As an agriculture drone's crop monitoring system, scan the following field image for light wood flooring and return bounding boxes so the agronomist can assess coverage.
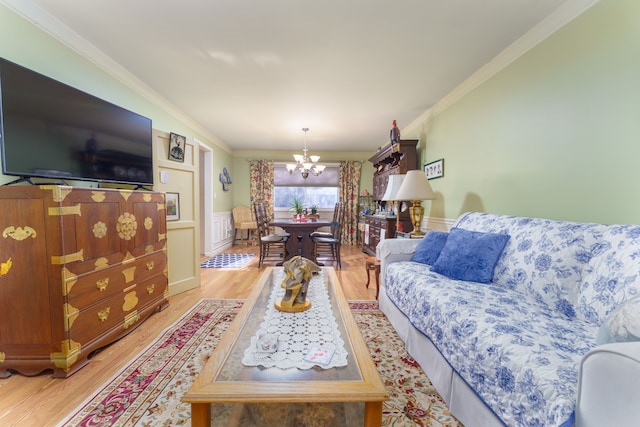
[0,244,377,426]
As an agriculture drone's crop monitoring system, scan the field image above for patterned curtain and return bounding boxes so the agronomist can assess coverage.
[249,160,275,234]
[338,161,361,245]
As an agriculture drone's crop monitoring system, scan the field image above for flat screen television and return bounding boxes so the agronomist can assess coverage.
[0,57,153,186]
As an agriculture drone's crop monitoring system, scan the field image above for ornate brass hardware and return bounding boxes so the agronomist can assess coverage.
[2,226,37,241]
[52,249,84,265]
[122,266,136,283]
[122,291,138,312]
[143,193,152,202]
[50,339,81,371]
[92,221,107,239]
[97,307,111,322]
[96,278,109,292]
[146,261,154,271]
[123,284,136,293]
[119,190,133,201]
[116,212,137,240]
[0,258,12,277]
[146,284,155,295]
[64,303,79,331]
[91,191,106,202]
[61,268,78,295]
[123,311,139,329]
[122,252,136,264]
[48,205,81,217]
[43,185,72,202]
[95,257,109,269]
[144,217,153,230]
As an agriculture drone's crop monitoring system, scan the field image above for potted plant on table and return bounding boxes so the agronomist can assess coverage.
[310,204,318,215]
[290,196,305,219]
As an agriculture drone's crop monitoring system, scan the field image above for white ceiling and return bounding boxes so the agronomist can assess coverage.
[8,0,583,153]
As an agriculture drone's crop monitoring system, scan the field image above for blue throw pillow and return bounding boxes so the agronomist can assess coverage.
[411,230,449,265]
[596,296,640,345]
[431,228,510,284]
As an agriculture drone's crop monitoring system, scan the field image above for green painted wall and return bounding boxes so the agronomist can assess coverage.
[211,146,234,211]
[404,0,640,225]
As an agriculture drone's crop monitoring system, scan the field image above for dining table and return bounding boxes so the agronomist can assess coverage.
[269,218,331,263]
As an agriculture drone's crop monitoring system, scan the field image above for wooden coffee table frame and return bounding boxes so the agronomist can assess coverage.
[182,267,388,426]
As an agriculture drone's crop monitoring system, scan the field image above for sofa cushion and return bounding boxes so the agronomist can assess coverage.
[411,230,448,265]
[596,295,640,345]
[385,260,597,426]
[578,225,640,324]
[455,212,608,319]
[430,227,509,284]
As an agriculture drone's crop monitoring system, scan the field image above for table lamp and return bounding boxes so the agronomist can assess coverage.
[394,170,436,236]
[381,174,405,214]
[381,174,405,231]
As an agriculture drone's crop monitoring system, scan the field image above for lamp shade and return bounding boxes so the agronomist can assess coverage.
[395,170,436,201]
[381,174,405,201]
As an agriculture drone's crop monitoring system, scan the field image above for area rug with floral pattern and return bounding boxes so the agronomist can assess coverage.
[57,299,461,427]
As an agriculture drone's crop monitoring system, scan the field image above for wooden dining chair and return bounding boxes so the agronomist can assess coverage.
[310,202,341,239]
[257,201,290,241]
[313,203,345,268]
[253,202,287,267]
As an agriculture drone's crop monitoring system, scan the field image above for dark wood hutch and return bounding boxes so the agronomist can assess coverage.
[362,140,418,256]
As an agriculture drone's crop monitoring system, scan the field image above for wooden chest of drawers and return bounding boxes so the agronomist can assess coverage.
[0,186,169,377]
[362,215,412,256]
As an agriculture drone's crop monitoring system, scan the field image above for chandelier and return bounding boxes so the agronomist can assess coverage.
[286,127,326,179]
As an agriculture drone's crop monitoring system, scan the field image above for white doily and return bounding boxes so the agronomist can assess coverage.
[242,270,348,370]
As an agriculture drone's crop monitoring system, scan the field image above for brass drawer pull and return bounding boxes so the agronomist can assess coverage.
[146,284,155,295]
[146,261,154,271]
[96,278,109,292]
[97,307,110,322]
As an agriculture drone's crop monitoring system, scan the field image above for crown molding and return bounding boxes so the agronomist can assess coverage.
[0,0,232,154]
[404,0,600,137]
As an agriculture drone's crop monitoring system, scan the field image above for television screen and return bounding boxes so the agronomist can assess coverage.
[0,57,153,186]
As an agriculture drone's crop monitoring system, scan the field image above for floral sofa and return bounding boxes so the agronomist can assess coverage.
[377,212,640,427]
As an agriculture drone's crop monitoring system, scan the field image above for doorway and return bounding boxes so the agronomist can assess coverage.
[198,140,214,256]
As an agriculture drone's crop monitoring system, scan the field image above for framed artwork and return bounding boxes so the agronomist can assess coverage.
[168,132,186,162]
[424,158,444,180]
[166,192,180,221]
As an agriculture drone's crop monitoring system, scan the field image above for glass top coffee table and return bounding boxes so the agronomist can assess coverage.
[182,267,388,426]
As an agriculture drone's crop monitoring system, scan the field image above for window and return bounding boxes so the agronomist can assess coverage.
[274,164,338,210]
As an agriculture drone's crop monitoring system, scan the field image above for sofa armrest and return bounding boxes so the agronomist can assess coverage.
[576,342,640,427]
[376,238,422,289]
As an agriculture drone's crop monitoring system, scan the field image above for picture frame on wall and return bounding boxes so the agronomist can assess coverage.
[168,132,186,162]
[424,158,444,180]
[166,192,180,221]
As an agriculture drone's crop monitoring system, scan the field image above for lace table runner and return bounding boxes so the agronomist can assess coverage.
[242,270,348,370]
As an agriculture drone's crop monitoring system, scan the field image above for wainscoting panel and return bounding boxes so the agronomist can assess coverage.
[207,211,234,255]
